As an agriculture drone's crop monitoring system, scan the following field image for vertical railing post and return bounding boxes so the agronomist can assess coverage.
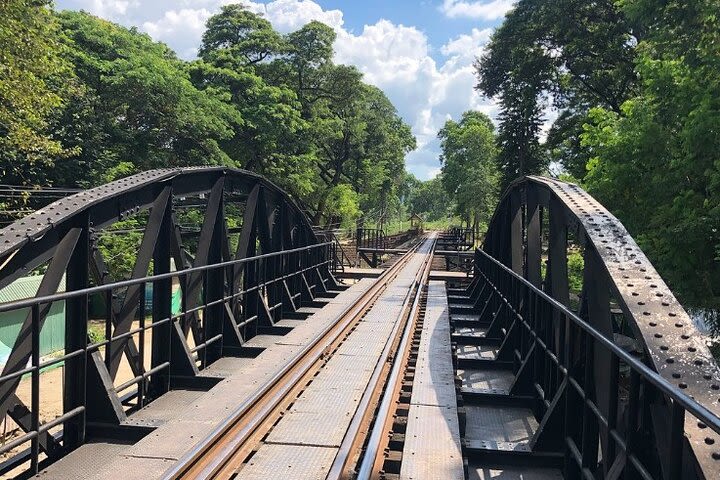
[623,370,641,479]
[150,191,172,396]
[137,282,146,407]
[64,221,89,451]
[668,400,686,479]
[526,185,542,287]
[30,304,40,474]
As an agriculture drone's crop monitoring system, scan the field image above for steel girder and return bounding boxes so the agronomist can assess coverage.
[483,176,720,478]
[0,167,333,473]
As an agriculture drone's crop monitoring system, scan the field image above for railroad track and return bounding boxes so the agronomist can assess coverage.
[163,235,437,480]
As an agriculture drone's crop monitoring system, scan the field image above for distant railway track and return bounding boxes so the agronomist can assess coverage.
[164,236,436,479]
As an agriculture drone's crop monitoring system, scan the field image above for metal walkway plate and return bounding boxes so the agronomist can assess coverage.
[469,464,563,479]
[400,404,464,480]
[452,313,482,322]
[198,356,256,378]
[458,369,515,394]
[457,344,498,360]
[453,325,487,337]
[124,389,206,425]
[37,278,377,480]
[401,281,464,479]
[464,405,538,451]
[31,441,133,480]
[235,444,337,480]
[242,243,434,476]
[411,281,456,408]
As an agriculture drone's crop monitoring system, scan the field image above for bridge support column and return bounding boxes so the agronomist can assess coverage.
[150,192,173,397]
[525,185,542,288]
[64,219,89,451]
[583,246,614,474]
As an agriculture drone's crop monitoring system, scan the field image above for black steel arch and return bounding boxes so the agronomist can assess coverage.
[483,176,720,477]
[0,167,318,287]
[0,167,337,474]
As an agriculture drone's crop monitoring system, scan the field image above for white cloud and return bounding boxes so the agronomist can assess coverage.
[69,0,139,19]
[240,0,344,32]
[142,8,212,58]
[440,27,492,63]
[440,0,514,20]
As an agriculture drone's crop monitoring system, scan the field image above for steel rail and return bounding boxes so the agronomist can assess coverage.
[340,235,436,480]
[162,239,427,480]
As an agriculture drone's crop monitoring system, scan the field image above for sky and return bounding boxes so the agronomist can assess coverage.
[54,0,515,180]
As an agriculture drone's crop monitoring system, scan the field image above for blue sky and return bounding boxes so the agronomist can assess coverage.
[54,0,514,179]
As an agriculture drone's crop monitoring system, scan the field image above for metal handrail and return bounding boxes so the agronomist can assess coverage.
[475,247,720,436]
[0,242,331,314]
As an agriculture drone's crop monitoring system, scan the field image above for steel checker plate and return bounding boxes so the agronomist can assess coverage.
[464,405,537,447]
[456,344,498,360]
[400,404,464,480]
[458,369,515,394]
[412,282,456,407]
[234,444,337,480]
[125,420,217,459]
[36,441,132,480]
[127,389,205,423]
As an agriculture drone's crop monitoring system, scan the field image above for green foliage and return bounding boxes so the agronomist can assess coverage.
[481,0,720,311]
[0,0,73,194]
[438,111,501,234]
[324,184,361,229]
[0,3,416,255]
[567,250,584,294]
[580,0,720,307]
[194,8,414,224]
[87,322,106,343]
[54,11,241,185]
[199,4,286,65]
[96,222,144,280]
[407,175,454,222]
[476,0,635,186]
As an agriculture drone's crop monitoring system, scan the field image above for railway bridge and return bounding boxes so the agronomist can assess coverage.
[0,168,718,479]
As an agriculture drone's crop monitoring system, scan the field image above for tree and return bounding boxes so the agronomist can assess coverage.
[194,7,415,225]
[438,111,501,234]
[581,0,720,308]
[407,175,453,222]
[54,11,241,185]
[476,0,636,185]
[0,0,72,190]
[199,4,286,66]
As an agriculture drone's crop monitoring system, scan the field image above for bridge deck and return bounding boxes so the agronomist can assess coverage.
[400,281,463,480]
[235,240,434,479]
[37,279,377,480]
[450,281,564,479]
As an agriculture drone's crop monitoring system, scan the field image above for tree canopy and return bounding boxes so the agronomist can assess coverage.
[438,111,501,233]
[477,0,720,308]
[0,3,416,231]
[0,0,72,189]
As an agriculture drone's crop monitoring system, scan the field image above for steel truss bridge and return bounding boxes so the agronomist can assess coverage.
[0,168,717,479]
